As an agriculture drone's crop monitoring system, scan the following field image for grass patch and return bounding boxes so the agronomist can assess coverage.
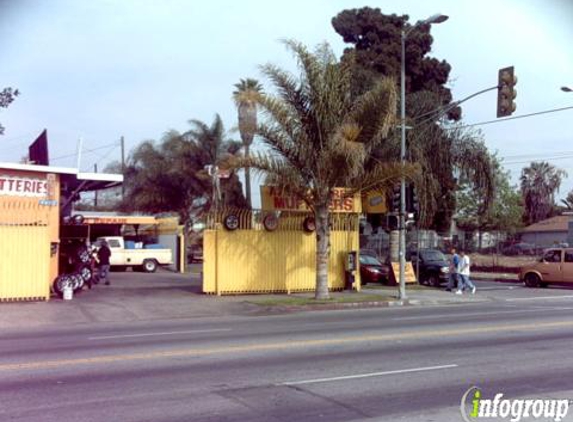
[249,294,395,307]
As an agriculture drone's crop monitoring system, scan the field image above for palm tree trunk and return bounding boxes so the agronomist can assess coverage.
[315,203,330,300]
[245,145,252,208]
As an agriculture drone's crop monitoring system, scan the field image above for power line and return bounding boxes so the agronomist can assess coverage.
[50,142,119,162]
[453,105,573,130]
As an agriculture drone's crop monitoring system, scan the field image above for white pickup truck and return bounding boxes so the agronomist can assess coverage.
[96,236,173,273]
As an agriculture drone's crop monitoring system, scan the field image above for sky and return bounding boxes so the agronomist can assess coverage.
[0,0,572,206]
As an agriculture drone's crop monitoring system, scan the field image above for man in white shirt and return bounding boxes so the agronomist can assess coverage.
[456,250,476,294]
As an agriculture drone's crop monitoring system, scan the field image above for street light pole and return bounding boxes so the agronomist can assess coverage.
[398,14,448,300]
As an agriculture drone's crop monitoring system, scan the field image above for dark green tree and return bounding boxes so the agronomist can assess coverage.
[121,115,248,226]
[456,153,524,240]
[0,87,19,135]
[520,161,567,224]
[332,8,495,231]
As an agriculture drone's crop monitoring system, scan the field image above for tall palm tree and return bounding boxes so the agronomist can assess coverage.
[236,40,417,299]
[561,190,573,210]
[233,78,263,208]
[520,161,567,224]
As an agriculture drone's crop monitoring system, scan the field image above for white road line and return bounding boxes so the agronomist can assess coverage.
[281,364,458,386]
[506,295,573,302]
[88,328,231,341]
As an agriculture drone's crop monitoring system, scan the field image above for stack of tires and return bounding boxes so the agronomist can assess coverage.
[53,244,99,298]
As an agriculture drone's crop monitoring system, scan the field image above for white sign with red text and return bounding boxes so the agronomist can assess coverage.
[0,175,49,197]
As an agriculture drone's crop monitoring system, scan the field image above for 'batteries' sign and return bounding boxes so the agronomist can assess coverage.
[0,175,48,197]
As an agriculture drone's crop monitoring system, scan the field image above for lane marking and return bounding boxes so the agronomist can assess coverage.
[3,320,573,372]
[506,295,573,302]
[391,308,573,321]
[281,364,458,386]
[88,329,231,341]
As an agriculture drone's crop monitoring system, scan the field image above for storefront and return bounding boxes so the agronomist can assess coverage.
[0,162,122,301]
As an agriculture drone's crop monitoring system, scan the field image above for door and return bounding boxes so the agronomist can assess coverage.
[539,249,563,282]
[562,249,573,283]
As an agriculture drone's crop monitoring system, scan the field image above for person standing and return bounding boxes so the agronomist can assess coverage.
[97,240,112,286]
[457,250,476,294]
[446,248,460,291]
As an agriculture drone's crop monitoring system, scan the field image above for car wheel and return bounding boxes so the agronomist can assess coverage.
[524,273,541,288]
[142,259,158,273]
[428,274,440,287]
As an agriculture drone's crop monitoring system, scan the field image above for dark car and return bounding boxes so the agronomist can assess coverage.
[502,242,536,256]
[359,254,390,285]
[408,248,450,287]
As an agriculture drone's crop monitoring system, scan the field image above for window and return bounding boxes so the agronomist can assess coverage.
[565,251,573,263]
[108,239,121,248]
[544,250,562,263]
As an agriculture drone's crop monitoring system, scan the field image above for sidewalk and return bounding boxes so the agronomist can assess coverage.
[0,271,503,331]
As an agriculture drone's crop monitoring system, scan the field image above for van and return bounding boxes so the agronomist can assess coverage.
[519,248,573,287]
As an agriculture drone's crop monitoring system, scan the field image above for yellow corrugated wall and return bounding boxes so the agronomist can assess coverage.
[0,225,50,301]
[203,213,360,295]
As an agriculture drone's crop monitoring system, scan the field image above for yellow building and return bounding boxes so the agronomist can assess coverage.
[0,162,122,302]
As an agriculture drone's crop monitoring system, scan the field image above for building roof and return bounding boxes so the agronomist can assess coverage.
[0,162,123,192]
[521,215,572,233]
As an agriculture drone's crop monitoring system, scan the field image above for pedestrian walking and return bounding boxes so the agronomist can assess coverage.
[446,248,460,292]
[97,240,112,286]
[457,250,476,294]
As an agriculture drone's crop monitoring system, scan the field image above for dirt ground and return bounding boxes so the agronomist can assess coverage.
[470,253,537,272]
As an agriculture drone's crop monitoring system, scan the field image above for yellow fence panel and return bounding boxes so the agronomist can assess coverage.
[0,225,50,301]
[203,209,360,295]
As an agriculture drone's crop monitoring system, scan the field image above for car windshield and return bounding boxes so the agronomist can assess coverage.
[420,250,446,261]
[359,255,382,266]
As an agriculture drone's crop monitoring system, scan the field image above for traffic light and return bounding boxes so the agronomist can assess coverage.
[406,184,419,214]
[391,185,401,212]
[497,66,517,118]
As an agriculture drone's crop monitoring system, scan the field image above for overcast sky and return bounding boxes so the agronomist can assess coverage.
[1,0,572,205]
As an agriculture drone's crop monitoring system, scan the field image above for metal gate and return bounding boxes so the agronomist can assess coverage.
[0,200,51,301]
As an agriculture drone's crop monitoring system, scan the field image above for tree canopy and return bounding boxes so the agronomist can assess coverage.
[332,7,495,231]
[0,87,19,135]
[121,115,248,227]
[520,161,567,225]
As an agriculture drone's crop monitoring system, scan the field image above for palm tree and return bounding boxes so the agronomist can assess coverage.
[520,161,567,224]
[235,40,417,300]
[233,78,263,208]
[121,115,247,226]
[561,191,573,210]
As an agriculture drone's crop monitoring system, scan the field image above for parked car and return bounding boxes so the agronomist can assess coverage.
[502,242,536,256]
[187,245,203,263]
[407,248,450,287]
[359,254,390,285]
[519,248,573,287]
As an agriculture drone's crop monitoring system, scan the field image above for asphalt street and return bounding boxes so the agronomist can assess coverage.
[2,278,573,421]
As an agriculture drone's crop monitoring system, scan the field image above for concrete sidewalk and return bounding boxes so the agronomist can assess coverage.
[0,271,503,331]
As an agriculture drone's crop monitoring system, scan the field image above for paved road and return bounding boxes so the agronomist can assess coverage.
[2,280,573,421]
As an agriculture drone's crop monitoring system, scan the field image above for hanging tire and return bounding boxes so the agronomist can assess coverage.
[142,259,158,273]
[524,273,541,288]
[75,246,91,265]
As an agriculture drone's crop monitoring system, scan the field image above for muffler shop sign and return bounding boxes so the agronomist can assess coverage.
[0,175,48,197]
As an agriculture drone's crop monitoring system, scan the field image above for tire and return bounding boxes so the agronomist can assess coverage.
[53,274,71,297]
[524,273,541,288]
[428,274,441,287]
[142,259,158,273]
[75,246,91,265]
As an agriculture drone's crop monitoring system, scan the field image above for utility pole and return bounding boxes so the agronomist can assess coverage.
[94,163,98,207]
[120,136,125,200]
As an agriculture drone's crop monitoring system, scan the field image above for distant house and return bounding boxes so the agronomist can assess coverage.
[520,215,573,247]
